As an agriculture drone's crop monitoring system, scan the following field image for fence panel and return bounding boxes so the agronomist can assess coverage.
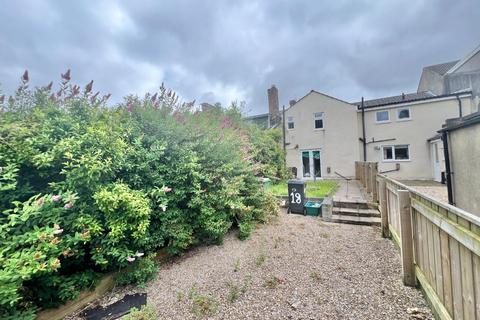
[377,173,480,320]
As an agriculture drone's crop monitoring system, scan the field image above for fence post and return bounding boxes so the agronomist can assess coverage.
[398,190,416,286]
[372,163,378,202]
[378,177,389,238]
[363,164,366,188]
[366,162,372,194]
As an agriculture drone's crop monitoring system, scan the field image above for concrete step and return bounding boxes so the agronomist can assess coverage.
[332,207,380,218]
[331,214,381,226]
[333,198,378,210]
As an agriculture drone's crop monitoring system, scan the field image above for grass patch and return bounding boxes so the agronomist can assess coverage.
[191,295,219,317]
[233,258,241,272]
[263,276,284,289]
[267,180,337,198]
[125,304,159,320]
[255,252,267,266]
[309,270,322,281]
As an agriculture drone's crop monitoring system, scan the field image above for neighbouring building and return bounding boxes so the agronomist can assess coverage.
[283,44,479,180]
[439,112,480,216]
[245,44,480,181]
[285,90,474,180]
[418,44,480,109]
[353,91,474,180]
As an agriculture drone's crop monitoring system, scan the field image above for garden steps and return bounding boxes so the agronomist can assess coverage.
[332,207,380,217]
[331,197,380,226]
[332,198,378,210]
[330,214,381,226]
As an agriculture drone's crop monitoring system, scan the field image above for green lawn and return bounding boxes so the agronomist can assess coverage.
[267,180,338,198]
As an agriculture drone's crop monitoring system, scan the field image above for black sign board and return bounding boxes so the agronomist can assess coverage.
[287,179,305,214]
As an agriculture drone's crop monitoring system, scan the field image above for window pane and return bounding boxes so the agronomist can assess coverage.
[302,151,310,177]
[314,112,323,118]
[315,119,323,129]
[376,111,389,122]
[288,122,294,129]
[383,147,393,160]
[312,151,321,177]
[398,108,410,119]
[395,145,409,160]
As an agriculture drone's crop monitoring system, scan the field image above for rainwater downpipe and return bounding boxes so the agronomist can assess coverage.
[361,97,366,161]
[456,94,463,118]
[442,131,454,205]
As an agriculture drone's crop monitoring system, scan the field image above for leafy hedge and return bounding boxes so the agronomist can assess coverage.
[0,72,282,318]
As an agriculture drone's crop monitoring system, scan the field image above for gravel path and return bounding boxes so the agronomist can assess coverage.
[71,210,433,319]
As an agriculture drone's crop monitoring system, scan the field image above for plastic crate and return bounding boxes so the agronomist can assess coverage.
[304,200,322,216]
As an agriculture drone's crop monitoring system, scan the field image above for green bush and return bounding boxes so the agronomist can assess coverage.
[0,72,282,316]
[124,304,159,320]
[116,254,158,287]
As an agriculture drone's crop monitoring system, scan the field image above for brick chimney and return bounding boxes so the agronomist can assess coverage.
[267,85,280,118]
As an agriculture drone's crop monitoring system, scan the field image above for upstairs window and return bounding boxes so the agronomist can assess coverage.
[314,112,324,129]
[397,107,411,121]
[287,116,294,129]
[382,145,410,161]
[375,110,390,123]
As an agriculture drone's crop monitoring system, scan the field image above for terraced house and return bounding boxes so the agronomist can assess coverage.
[281,44,480,181]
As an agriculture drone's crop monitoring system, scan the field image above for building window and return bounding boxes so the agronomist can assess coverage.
[397,107,411,121]
[382,145,410,161]
[375,110,390,123]
[287,116,294,129]
[314,112,324,129]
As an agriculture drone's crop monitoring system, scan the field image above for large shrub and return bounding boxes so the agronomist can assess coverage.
[0,72,281,317]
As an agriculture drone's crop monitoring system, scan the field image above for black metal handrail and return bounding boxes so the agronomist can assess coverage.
[334,171,351,197]
[334,171,351,181]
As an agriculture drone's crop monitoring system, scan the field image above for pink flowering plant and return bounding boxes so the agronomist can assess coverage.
[0,71,281,317]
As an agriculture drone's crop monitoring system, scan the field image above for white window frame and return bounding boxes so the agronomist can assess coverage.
[381,145,411,162]
[375,110,390,124]
[287,116,295,130]
[396,107,411,121]
[313,112,324,130]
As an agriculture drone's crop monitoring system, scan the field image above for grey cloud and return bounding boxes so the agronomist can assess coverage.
[0,0,478,115]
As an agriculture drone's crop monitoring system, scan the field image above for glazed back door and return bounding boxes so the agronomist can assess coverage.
[302,150,322,179]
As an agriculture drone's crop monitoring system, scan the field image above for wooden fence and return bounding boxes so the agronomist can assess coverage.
[377,174,480,320]
[355,161,378,202]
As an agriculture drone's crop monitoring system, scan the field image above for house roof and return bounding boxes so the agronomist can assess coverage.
[353,91,435,108]
[424,60,460,76]
[446,44,480,74]
[285,90,352,113]
[352,90,472,109]
[439,111,480,132]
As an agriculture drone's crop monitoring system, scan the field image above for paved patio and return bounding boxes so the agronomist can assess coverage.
[400,180,448,204]
[333,179,368,203]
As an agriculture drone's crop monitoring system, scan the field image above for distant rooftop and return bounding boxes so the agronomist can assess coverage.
[424,60,460,76]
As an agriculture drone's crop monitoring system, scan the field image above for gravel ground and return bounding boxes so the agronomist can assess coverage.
[69,210,433,319]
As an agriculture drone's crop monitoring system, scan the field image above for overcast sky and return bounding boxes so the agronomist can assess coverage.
[0,0,478,115]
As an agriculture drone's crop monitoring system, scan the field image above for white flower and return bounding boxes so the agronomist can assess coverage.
[161,205,167,212]
[53,229,64,235]
[135,252,144,257]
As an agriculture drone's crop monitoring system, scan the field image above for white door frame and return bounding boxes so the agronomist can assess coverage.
[299,149,322,180]
[430,141,441,182]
